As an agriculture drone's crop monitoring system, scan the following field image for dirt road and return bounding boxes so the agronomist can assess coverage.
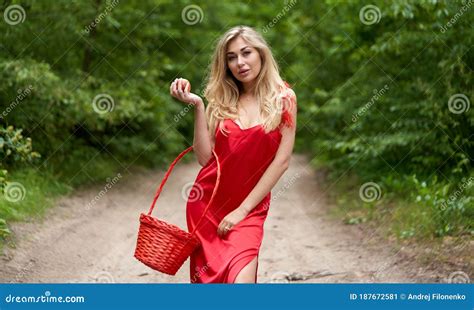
[0,154,438,283]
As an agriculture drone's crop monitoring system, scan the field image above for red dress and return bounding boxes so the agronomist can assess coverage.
[186,82,296,283]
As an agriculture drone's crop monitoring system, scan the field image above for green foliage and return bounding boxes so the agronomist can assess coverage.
[382,173,472,238]
[0,125,40,189]
[295,0,473,238]
[0,168,70,223]
[301,0,472,178]
[0,126,40,166]
[0,0,472,242]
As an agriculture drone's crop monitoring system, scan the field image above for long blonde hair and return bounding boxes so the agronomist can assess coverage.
[204,25,287,135]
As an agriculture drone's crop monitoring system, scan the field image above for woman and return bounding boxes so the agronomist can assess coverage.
[169,25,297,283]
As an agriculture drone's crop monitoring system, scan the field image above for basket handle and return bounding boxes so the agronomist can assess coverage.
[147,146,221,234]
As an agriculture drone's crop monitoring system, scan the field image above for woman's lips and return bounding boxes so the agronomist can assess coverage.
[239,69,250,75]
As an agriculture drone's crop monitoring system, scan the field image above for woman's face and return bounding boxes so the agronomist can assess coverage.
[226,36,262,84]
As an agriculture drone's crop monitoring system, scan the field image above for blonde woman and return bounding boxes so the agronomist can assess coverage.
[170,25,297,283]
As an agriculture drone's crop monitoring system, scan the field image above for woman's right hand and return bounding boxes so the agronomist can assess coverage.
[170,78,203,106]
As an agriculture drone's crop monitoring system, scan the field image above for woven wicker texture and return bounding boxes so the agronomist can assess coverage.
[134,146,221,275]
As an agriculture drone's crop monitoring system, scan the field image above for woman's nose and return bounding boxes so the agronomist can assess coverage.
[237,56,245,66]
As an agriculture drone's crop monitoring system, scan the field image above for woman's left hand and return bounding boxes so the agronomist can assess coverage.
[217,207,249,237]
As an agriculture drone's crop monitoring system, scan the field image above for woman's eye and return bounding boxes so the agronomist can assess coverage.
[243,51,250,56]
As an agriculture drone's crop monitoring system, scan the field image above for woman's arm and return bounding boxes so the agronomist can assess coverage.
[239,119,296,213]
[217,89,297,237]
[170,78,214,166]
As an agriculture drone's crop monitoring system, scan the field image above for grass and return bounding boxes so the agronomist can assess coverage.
[317,163,473,277]
[0,168,70,238]
[0,148,126,249]
[318,164,474,241]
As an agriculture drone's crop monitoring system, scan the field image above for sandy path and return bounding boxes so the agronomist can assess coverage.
[0,154,436,283]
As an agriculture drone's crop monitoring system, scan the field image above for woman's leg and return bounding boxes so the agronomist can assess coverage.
[233,256,258,283]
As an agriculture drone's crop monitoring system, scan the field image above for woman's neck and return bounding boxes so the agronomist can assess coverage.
[241,80,256,95]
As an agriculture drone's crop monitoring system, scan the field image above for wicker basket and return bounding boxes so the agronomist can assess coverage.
[134,146,221,275]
